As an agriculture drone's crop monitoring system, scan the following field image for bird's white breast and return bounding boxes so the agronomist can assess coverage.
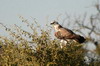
[53,25,60,32]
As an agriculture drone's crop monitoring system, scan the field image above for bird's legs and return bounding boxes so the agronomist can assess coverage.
[60,40,67,48]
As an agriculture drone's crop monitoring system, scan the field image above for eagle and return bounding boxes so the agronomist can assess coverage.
[50,21,86,47]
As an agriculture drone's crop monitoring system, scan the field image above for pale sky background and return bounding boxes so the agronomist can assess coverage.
[0,0,98,24]
[0,0,99,36]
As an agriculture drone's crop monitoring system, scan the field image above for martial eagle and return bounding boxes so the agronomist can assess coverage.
[50,21,86,48]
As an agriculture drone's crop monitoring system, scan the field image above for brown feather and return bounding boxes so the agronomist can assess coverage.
[55,31,63,39]
[55,27,86,43]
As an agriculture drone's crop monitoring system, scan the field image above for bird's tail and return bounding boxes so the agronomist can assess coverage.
[74,35,86,43]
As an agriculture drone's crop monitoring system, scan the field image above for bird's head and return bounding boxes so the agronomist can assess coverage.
[50,20,59,25]
[50,21,62,31]
[50,21,60,26]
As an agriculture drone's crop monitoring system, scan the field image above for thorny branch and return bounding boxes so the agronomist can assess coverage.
[62,3,100,43]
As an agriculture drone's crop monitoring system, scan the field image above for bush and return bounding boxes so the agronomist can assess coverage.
[0,16,100,66]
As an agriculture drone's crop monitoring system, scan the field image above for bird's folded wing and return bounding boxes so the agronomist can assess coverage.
[59,28,75,39]
[55,31,63,39]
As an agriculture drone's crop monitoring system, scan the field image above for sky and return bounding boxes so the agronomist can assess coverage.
[0,0,98,25]
[0,0,99,36]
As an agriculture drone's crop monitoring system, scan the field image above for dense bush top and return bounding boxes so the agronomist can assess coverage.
[0,19,85,66]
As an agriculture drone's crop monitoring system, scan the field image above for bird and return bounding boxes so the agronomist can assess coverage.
[50,21,86,45]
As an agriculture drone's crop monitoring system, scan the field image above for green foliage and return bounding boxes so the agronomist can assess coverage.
[0,16,98,66]
[34,41,84,66]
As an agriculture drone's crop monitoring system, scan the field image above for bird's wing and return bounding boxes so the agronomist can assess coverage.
[55,31,63,39]
[55,28,86,43]
[59,28,76,39]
